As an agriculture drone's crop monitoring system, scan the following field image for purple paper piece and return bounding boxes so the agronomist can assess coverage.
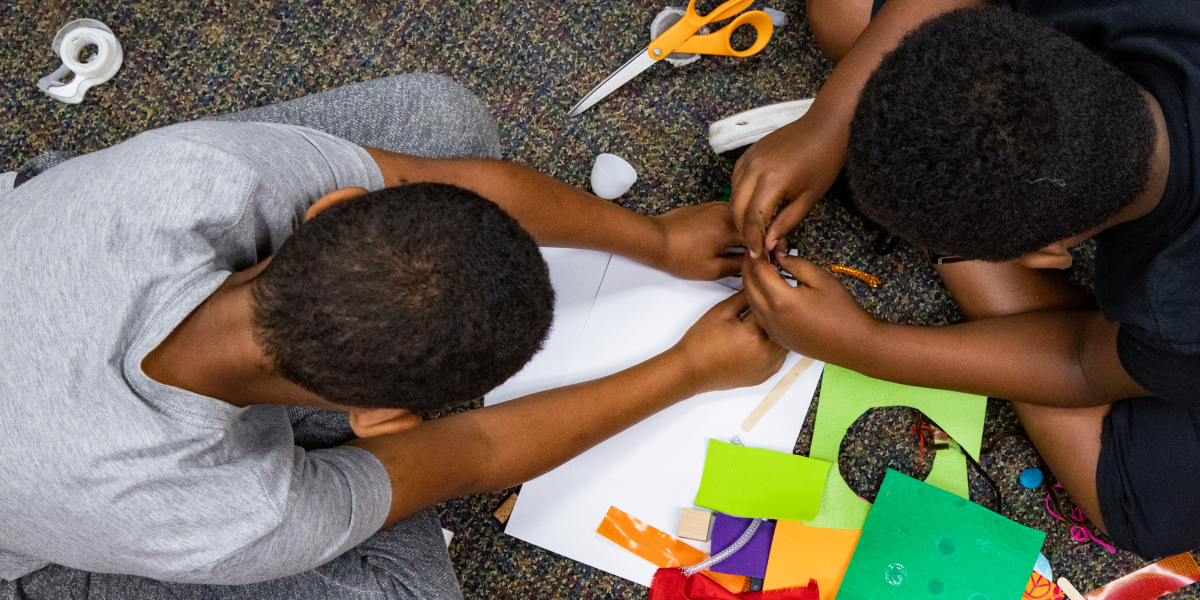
[708,513,776,578]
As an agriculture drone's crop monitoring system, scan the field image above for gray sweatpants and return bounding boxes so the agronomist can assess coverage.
[2,73,501,600]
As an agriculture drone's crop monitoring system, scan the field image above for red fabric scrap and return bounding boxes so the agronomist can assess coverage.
[649,568,820,600]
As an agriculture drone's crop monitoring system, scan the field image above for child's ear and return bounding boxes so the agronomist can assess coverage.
[1017,241,1074,270]
[306,187,369,221]
[347,407,423,438]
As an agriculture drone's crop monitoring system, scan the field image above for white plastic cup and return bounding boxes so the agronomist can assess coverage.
[590,153,638,200]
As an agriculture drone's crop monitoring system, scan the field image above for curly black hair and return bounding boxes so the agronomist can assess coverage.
[846,6,1155,262]
[251,183,554,411]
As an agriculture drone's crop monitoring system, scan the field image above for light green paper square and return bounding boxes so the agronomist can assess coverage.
[693,439,831,521]
[838,469,1045,600]
[806,366,987,529]
[924,443,969,500]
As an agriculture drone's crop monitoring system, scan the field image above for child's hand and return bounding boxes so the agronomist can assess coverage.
[729,116,844,258]
[742,252,878,363]
[671,292,787,394]
[651,202,745,281]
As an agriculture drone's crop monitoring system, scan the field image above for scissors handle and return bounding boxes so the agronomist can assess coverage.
[674,10,773,57]
[647,0,757,59]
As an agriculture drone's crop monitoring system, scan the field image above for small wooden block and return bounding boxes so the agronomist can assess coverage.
[678,508,713,542]
[493,493,518,524]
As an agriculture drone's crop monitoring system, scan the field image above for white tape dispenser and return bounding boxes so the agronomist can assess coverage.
[37,19,123,104]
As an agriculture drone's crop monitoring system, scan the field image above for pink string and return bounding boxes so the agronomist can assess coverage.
[1045,484,1117,554]
[1045,494,1065,521]
[1070,526,1117,553]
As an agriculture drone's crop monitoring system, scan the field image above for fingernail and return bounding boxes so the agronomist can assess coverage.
[749,250,758,258]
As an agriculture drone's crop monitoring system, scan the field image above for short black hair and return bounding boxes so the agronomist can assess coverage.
[251,183,554,411]
[846,6,1155,262]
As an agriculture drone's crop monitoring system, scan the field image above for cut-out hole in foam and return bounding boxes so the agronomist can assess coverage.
[838,406,935,503]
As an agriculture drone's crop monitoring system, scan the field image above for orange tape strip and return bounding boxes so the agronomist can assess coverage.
[597,506,750,594]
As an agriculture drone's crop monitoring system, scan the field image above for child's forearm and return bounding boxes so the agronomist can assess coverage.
[842,310,1145,408]
[348,346,699,528]
[364,148,668,266]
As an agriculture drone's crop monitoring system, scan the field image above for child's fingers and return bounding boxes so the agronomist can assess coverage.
[728,177,775,258]
[712,290,751,319]
[742,254,796,315]
[712,255,744,279]
[743,254,797,294]
[764,193,814,252]
[774,254,835,287]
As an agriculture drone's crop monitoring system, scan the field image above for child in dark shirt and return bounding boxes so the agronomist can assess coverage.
[731,0,1200,559]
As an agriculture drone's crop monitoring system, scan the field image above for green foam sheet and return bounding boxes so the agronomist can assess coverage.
[694,439,831,521]
[806,366,987,530]
[838,469,1045,600]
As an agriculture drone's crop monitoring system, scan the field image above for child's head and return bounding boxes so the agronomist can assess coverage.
[251,182,554,412]
[846,6,1156,262]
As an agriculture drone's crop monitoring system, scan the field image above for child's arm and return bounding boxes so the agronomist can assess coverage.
[347,293,786,528]
[362,147,744,281]
[742,254,1148,407]
[728,0,989,257]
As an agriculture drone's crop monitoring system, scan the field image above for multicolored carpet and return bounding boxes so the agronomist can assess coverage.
[3,0,1195,597]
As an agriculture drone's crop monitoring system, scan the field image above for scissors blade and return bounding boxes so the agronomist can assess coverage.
[568,52,658,117]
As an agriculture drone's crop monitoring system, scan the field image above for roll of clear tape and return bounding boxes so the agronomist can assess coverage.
[37,19,123,104]
[651,7,709,67]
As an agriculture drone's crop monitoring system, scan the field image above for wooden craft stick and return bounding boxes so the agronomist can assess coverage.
[741,356,817,432]
[493,493,518,524]
[1057,577,1086,600]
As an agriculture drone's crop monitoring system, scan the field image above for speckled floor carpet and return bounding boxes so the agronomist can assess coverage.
[3,0,1196,598]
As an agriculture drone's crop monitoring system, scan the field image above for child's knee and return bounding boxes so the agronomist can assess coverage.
[808,0,873,62]
[407,74,487,117]
[391,74,501,159]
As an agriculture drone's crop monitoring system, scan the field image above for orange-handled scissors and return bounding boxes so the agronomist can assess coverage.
[567,0,773,117]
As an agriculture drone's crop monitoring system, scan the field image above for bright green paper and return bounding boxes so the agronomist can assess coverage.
[924,441,969,500]
[694,439,831,521]
[806,366,986,529]
[838,470,1045,600]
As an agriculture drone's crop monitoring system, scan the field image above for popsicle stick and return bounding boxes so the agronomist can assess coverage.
[1057,577,1086,600]
[742,356,816,431]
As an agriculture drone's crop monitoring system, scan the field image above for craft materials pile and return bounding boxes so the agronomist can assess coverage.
[489,294,1064,600]
[493,309,1200,599]
[485,237,1047,600]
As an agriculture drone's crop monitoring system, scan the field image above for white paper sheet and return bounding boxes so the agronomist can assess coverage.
[496,255,824,587]
[485,248,612,405]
